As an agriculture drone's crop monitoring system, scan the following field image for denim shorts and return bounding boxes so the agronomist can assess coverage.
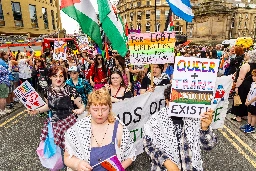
[12,72,19,82]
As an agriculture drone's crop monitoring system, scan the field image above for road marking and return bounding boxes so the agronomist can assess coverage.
[223,125,256,157]
[0,110,26,127]
[220,130,256,168]
[4,119,20,128]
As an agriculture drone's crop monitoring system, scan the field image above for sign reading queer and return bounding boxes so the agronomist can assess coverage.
[168,57,220,118]
[13,81,45,110]
[128,32,175,65]
[53,41,67,60]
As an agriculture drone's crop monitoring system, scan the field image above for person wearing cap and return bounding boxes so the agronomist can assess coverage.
[66,66,92,107]
[143,86,217,171]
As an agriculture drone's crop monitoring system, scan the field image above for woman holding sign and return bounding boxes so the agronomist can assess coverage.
[28,66,85,150]
[143,86,217,171]
[140,64,170,94]
[64,88,136,171]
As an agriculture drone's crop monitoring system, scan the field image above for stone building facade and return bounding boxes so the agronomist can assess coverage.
[117,0,187,34]
[189,0,256,43]
[0,0,60,36]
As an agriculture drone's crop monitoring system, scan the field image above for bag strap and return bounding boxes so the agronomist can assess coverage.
[114,86,121,98]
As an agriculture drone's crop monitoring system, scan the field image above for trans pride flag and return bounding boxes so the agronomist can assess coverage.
[93,155,125,171]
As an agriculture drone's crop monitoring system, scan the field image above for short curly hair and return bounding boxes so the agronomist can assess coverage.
[87,88,115,123]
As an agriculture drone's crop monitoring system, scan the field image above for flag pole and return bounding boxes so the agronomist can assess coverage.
[151,0,157,86]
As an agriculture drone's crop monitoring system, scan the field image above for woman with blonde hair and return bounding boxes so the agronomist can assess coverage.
[17,51,34,83]
[64,88,136,171]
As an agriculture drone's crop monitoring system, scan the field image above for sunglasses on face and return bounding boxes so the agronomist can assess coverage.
[97,58,102,60]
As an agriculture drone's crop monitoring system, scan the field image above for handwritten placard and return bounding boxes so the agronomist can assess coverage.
[78,36,89,51]
[53,41,67,60]
[168,57,220,118]
[128,32,176,65]
[13,81,45,110]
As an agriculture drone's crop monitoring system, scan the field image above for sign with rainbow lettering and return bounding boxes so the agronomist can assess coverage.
[53,41,67,60]
[13,81,45,110]
[128,32,176,65]
[168,57,220,118]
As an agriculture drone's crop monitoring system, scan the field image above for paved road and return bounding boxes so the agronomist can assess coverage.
[0,107,256,171]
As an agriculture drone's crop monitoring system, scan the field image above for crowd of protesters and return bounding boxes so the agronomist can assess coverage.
[1,43,256,134]
[0,41,255,170]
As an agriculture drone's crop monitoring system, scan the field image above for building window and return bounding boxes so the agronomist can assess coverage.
[156,10,160,20]
[0,0,4,25]
[130,12,133,21]
[146,22,150,32]
[165,10,169,20]
[174,15,180,20]
[244,21,247,28]
[146,1,150,6]
[130,23,133,29]
[50,0,53,3]
[157,23,160,32]
[42,7,49,29]
[12,2,23,27]
[51,10,56,30]
[137,11,142,20]
[231,21,235,28]
[156,0,161,5]
[137,23,141,30]
[137,1,141,7]
[146,10,150,20]
[174,26,182,34]
[29,5,38,28]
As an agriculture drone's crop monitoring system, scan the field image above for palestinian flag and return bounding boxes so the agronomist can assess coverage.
[168,13,174,31]
[97,0,128,57]
[61,0,102,49]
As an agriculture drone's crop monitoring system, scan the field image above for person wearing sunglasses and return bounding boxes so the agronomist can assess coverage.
[88,54,109,90]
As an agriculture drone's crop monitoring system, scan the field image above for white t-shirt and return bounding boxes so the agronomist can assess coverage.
[18,59,31,79]
[248,82,256,106]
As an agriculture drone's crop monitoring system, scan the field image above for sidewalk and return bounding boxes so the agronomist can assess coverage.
[0,102,24,120]
[225,113,256,140]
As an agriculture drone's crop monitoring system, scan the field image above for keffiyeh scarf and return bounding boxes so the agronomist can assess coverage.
[147,72,169,86]
[144,108,203,171]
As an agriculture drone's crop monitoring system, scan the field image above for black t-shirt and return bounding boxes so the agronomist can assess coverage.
[141,76,170,90]
[43,84,80,120]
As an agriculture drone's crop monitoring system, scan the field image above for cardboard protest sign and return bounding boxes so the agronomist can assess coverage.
[211,75,233,129]
[128,32,175,65]
[168,57,220,118]
[112,86,167,155]
[13,81,45,110]
[110,76,231,155]
[77,36,89,51]
[53,41,67,60]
